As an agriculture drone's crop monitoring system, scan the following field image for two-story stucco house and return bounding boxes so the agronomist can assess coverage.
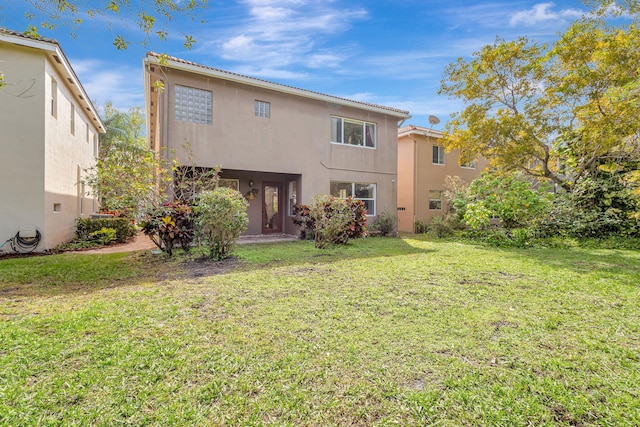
[397,125,488,233]
[143,53,411,235]
[0,29,105,252]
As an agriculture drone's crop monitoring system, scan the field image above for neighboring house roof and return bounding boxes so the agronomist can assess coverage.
[398,125,443,139]
[0,28,106,133]
[144,52,411,119]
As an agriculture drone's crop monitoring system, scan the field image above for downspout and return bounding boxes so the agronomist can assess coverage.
[412,135,418,233]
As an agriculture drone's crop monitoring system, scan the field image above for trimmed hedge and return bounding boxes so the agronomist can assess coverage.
[76,218,137,243]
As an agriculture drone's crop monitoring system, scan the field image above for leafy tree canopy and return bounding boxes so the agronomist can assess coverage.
[14,0,208,50]
[439,1,639,192]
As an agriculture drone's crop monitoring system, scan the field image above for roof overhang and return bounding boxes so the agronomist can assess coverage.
[144,52,411,121]
[0,29,106,133]
[398,125,443,139]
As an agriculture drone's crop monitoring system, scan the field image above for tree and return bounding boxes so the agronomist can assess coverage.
[15,0,207,50]
[84,103,160,219]
[439,7,639,192]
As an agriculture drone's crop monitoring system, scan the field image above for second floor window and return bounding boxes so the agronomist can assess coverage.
[433,145,445,165]
[175,84,212,125]
[254,100,270,118]
[331,116,376,148]
[460,159,477,168]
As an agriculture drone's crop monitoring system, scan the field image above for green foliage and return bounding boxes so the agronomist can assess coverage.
[532,170,640,238]
[454,172,551,230]
[75,218,136,243]
[140,202,194,256]
[17,0,207,49]
[88,227,117,246]
[413,220,429,234]
[308,195,367,249]
[193,187,249,261]
[369,211,397,237]
[427,215,462,238]
[84,103,160,220]
[439,14,640,192]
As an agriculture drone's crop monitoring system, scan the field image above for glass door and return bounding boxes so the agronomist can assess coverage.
[262,182,282,233]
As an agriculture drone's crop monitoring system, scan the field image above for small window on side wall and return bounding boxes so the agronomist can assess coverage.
[429,190,442,210]
[433,145,445,165]
[255,100,270,118]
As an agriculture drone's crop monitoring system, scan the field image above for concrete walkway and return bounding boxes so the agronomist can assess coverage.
[79,232,299,254]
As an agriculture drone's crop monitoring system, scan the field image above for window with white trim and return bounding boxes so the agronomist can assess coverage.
[254,100,270,118]
[330,181,376,215]
[429,190,442,210]
[433,145,445,165]
[174,84,212,124]
[288,181,297,215]
[331,116,376,148]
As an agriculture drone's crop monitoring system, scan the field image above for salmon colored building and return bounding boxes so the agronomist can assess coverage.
[397,125,487,233]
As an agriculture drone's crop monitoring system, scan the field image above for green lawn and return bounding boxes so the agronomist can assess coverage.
[1,237,639,426]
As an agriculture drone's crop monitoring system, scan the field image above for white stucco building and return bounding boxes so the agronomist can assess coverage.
[0,29,105,252]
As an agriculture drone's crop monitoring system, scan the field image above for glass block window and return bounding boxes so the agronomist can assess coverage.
[255,100,270,118]
[174,85,212,124]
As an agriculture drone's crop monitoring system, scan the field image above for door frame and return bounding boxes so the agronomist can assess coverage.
[262,181,283,234]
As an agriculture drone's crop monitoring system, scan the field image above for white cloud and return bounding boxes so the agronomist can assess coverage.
[207,1,368,79]
[509,2,584,27]
[70,59,144,111]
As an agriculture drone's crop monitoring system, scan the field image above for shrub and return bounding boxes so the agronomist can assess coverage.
[307,195,367,249]
[414,220,429,234]
[428,216,455,238]
[193,187,248,260]
[140,202,194,256]
[88,227,117,246]
[292,204,314,240]
[369,211,397,237]
[453,172,551,230]
[76,218,136,243]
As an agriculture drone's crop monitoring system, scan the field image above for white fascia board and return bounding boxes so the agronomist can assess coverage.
[0,32,106,133]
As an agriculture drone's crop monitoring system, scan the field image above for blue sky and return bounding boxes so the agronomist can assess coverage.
[1,0,592,128]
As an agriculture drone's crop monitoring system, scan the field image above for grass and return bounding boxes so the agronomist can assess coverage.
[1,236,639,426]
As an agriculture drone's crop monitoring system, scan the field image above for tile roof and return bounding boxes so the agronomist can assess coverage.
[146,51,411,117]
[0,27,59,45]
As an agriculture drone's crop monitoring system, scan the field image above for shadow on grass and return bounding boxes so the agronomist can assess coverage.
[0,237,433,298]
[456,237,640,284]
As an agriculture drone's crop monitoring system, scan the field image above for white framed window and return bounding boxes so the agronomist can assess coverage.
[254,100,270,118]
[331,116,376,148]
[288,181,297,216]
[330,181,376,215]
[460,159,477,169]
[70,104,75,135]
[86,123,90,143]
[51,78,57,118]
[218,179,239,191]
[433,145,445,165]
[174,84,212,125]
[429,190,442,210]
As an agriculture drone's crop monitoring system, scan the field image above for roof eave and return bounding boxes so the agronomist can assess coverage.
[0,30,106,133]
[144,54,411,120]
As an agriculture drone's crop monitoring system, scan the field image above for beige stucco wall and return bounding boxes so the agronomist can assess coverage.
[0,41,98,251]
[148,65,402,235]
[397,132,488,232]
